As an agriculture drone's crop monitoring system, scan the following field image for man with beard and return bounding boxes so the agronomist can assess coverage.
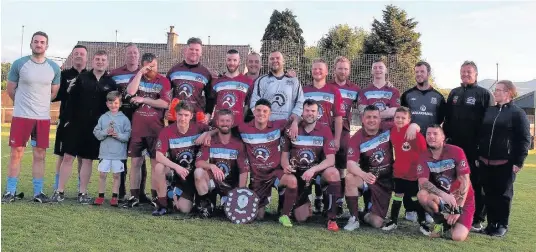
[193,109,249,218]
[122,53,171,208]
[167,37,213,124]
[52,50,117,204]
[208,49,253,125]
[3,31,61,203]
[327,56,361,215]
[52,45,87,192]
[152,101,210,215]
[302,59,345,216]
[249,51,302,139]
[399,61,444,222]
[197,98,299,222]
[109,43,149,202]
[443,61,494,232]
[281,99,341,231]
[416,125,474,241]
[358,58,400,130]
[343,105,394,231]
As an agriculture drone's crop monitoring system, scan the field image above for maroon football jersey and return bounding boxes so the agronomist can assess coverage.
[197,135,250,186]
[416,144,473,194]
[347,128,394,188]
[328,80,360,132]
[303,84,345,130]
[156,122,210,171]
[282,122,336,171]
[211,74,253,124]
[130,74,171,137]
[358,84,400,130]
[167,61,212,114]
[237,120,288,181]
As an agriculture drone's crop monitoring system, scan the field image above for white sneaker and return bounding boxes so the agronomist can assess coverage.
[405,211,418,222]
[344,216,360,231]
[425,213,434,224]
[381,221,397,231]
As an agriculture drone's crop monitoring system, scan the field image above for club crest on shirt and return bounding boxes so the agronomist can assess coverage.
[402,142,411,151]
[370,150,385,166]
[178,83,194,98]
[222,93,237,108]
[177,150,194,169]
[431,97,438,104]
[271,92,287,107]
[453,96,459,104]
[253,146,270,162]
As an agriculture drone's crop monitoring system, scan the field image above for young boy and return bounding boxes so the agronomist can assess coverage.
[383,106,430,234]
[93,91,131,206]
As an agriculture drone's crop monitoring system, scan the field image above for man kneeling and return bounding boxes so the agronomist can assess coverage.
[153,101,209,215]
[281,99,341,231]
[194,109,249,218]
[416,125,474,241]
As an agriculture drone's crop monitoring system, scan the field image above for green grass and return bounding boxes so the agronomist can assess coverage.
[2,134,536,252]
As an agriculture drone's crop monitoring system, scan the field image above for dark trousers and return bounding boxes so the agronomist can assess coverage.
[119,159,147,198]
[468,155,487,223]
[481,161,516,226]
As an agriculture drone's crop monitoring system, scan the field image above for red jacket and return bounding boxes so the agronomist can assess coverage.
[390,124,427,180]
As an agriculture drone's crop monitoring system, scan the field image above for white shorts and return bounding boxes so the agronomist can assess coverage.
[98,159,124,173]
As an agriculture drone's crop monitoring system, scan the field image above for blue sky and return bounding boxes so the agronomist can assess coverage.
[1,0,535,88]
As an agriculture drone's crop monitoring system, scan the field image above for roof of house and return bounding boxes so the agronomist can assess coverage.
[514,90,536,109]
[62,41,251,75]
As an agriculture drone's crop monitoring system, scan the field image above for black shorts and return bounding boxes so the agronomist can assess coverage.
[172,170,196,202]
[53,119,67,156]
[296,170,326,207]
[335,130,351,169]
[63,123,100,160]
[393,178,419,196]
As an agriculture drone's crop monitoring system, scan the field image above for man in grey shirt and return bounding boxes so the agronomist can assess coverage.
[3,31,61,203]
[249,51,303,137]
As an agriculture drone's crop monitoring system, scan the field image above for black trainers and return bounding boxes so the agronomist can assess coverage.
[151,197,158,208]
[313,198,323,214]
[471,221,484,233]
[382,220,398,231]
[122,196,139,208]
[2,192,23,203]
[139,194,152,204]
[490,224,508,237]
[197,199,214,219]
[419,222,432,236]
[50,191,65,202]
[78,194,92,204]
[33,192,50,203]
[485,222,498,235]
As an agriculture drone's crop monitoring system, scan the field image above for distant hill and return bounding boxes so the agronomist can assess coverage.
[477,79,536,96]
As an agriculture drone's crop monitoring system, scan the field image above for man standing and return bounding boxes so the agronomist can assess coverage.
[208,49,253,124]
[401,61,446,136]
[416,125,474,241]
[328,56,361,215]
[303,59,345,215]
[249,51,304,135]
[193,109,250,218]
[358,58,400,130]
[3,31,61,203]
[123,53,171,208]
[167,37,213,123]
[52,45,87,192]
[109,43,148,202]
[443,61,494,232]
[344,105,394,231]
[281,99,341,231]
[399,61,445,222]
[52,50,117,203]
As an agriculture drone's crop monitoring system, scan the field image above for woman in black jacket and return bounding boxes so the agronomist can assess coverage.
[477,80,531,237]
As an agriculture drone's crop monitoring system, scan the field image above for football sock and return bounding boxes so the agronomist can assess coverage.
[390,195,403,224]
[32,177,43,196]
[6,177,18,194]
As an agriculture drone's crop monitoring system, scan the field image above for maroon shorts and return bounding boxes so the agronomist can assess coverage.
[249,169,284,208]
[457,187,476,230]
[369,182,393,218]
[335,130,351,169]
[9,117,50,149]
[128,135,157,158]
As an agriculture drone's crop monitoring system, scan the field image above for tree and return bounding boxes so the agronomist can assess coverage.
[317,24,368,63]
[304,46,319,59]
[260,9,306,77]
[364,5,422,92]
[1,62,12,90]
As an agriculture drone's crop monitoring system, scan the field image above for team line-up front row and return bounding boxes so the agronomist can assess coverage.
[4,32,531,242]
